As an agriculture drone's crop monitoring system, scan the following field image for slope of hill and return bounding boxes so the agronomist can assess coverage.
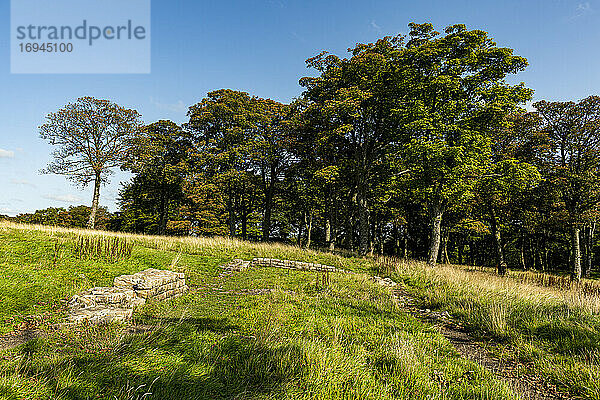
[0,221,597,399]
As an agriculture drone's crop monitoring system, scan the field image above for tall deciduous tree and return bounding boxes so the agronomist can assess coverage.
[300,36,405,255]
[247,98,291,241]
[476,159,541,275]
[186,89,256,237]
[400,23,532,266]
[122,120,189,235]
[535,96,600,280]
[40,97,142,229]
[476,113,544,275]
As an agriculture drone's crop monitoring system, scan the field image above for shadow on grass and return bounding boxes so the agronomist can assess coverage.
[141,316,241,333]
[534,319,600,354]
[9,317,308,400]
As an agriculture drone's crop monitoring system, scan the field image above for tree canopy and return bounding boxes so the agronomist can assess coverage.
[29,23,600,279]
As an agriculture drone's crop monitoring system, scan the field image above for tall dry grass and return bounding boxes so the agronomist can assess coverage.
[376,256,600,398]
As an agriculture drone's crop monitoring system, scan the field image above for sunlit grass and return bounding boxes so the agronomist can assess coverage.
[0,221,517,399]
[377,257,600,399]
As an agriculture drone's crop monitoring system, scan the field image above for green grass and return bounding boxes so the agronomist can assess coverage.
[0,222,516,399]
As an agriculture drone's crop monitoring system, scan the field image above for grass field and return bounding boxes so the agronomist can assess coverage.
[0,221,598,399]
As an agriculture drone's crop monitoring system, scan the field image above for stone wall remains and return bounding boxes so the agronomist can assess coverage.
[251,257,345,272]
[68,268,188,324]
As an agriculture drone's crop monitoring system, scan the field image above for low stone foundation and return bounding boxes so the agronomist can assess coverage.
[251,258,346,273]
[222,259,252,272]
[68,268,188,324]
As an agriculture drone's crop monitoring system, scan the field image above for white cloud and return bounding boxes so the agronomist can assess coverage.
[370,20,382,34]
[150,97,187,113]
[43,194,84,203]
[10,179,36,188]
[577,2,592,12]
[0,149,15,158]
[0,207,21,216]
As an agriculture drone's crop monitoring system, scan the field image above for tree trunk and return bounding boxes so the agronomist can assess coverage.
[325,217,331,251]
[227,187,235,237]
[369,220,375,256]
[87,173,101,229]
[582,222,595,278]
[329,198,337,252]
[378,223,384,255]
[345,218,354,252]
[519,233,526,270]
[241,208,248,240]
[358,191,369,255]
[588,222,595,277]
[304,212,313,249]
[329,224,336,252]
[262,164,276,241]
[297,222,303,247]
[393,224,400,256]
[441,228,450,264]
[427,200,444,266]
[489,205,507,275]
[572,225,582,281]
[403,229,408,259]
[158,185,169,236]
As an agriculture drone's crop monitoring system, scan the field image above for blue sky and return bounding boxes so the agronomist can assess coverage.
[0,0,599,216]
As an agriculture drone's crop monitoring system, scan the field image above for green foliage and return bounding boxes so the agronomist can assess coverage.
[120,120,189,235]
[24,23,599,276]
[11,206,112,230]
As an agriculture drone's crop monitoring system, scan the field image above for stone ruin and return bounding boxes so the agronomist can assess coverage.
[220,257,348,273]
[114,268,188,301]
[251,257,344,272]
[68,268,188,324]
[68,259,344,323]
[222,259,252,271]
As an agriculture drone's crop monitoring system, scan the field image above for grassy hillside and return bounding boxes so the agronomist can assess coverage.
[0,221,598,399]
[0,222,515,400]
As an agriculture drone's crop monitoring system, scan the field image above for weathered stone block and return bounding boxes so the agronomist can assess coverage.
[68,269,188,324]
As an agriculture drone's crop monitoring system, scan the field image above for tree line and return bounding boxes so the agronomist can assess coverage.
[16,23,599,279]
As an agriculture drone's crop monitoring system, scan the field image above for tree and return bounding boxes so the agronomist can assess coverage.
[14,205,111,229]
[476,159,541,275]
[186,90,292,240]
[176,173,229,236]
[300,36,405,254]
[122,120,189,235]
[248,98,291,241]
[40,97,142,229]
[399,23,532,266]
[186,90,256,237]
[535,96,600,280]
